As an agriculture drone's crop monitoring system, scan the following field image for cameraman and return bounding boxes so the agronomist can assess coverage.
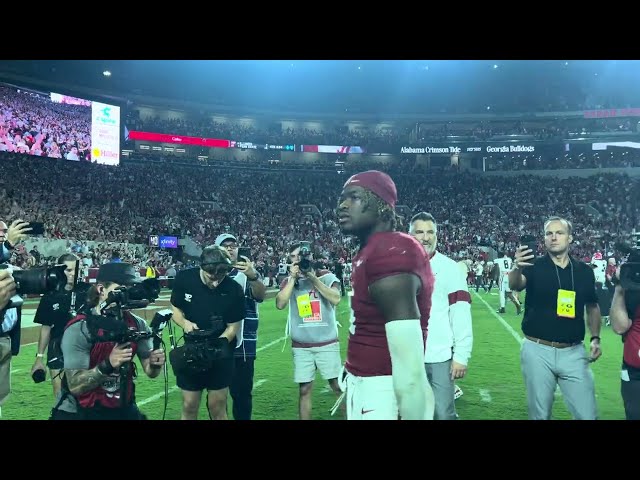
[170,246,245,420]
[275,242,342,420]
[609,250,640,420]
[31,253,88,398]
[215,233,266,421]
[53,263,165,420]
[0,269,17,415]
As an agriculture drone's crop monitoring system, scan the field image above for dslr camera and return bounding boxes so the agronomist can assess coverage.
[616,230,640,291]
[298,241,316,274]
[0,263,68,309]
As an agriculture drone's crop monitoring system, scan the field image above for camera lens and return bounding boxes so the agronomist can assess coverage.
[12,265,67,295]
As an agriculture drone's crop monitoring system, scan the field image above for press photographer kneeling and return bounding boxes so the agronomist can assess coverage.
[52,263,165,420]
[609,242,640,420]
[170,246,245,420]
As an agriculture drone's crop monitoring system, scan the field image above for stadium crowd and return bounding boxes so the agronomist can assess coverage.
[0,85,92,161]
[128,112,639,147]
[0,151,637,280]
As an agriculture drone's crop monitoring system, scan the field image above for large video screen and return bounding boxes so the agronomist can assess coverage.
[0,83,120,165]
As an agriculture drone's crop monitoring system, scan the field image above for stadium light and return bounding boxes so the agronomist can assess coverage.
[103,70,111,77]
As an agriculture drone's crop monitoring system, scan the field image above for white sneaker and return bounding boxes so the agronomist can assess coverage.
[454,384,464,400]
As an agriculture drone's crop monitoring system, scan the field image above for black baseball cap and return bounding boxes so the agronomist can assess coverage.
[96,262,142,286]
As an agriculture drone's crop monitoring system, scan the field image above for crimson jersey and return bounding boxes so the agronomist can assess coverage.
[346,232,435,377]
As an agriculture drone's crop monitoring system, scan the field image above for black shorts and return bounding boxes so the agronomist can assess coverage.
[176,356,235,392]
[50,409,81,420]
[47,337,64,370]
[78,403,147,420]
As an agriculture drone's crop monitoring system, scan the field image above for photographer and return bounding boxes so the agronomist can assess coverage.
[609,250,640,420]
[31,253,88,398]
[509,216,601,420]
[0,269,17,415]
[215,233,266,421]
[52,263,165,420]
[0,218,30,416]
[170,246,245,420]
[0,219,32,262]
[275,242,342,420]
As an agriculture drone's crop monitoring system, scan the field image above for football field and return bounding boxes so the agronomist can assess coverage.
[1,289,626,420]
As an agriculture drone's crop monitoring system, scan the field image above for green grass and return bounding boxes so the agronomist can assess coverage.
[1,289,626,420]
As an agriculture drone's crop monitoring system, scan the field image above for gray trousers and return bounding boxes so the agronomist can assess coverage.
[425,360,457,420]
[520,338,597,420]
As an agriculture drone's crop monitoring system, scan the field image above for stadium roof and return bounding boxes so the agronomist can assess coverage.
[0,60,638,116]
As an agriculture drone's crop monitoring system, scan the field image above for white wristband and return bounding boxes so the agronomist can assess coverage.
[36,353,44,358]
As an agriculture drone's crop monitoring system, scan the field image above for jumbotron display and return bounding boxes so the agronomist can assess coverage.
[0,83,120,165]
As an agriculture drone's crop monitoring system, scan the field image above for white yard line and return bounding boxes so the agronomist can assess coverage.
[472,291,524,345]
[479,389,493,403]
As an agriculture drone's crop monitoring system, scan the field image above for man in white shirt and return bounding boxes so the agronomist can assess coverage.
[410,212,473,420]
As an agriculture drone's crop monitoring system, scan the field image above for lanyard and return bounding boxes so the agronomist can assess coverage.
[553,257,575,291]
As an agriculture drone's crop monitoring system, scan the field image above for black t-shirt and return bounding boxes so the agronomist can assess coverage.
[34,283,90,340]
[521,255,598,343]
[170,268,245,340]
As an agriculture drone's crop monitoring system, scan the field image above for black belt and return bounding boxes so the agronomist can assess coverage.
[0,331,11,338]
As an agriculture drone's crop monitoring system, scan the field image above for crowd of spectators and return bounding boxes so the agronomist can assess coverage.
[128,111,640,148]
[0,150,637,280]
[0,85,92,161]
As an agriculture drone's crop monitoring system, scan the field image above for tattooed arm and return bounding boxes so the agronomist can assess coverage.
[65,367,107,395]
[61,321,133,395]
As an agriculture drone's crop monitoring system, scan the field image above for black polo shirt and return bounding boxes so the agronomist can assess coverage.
[520,254,598,343]
[170,268,245,343]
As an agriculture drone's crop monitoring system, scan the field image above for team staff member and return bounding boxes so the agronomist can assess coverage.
[215,233,266,421]
[609,250,640,420]
[409,212,473,420]
[510,216,602,420]
[170,246,245,420]
[31,253,89,398]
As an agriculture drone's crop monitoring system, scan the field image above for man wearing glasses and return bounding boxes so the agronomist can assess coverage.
[170,246,246,420]
[215,233,266,421]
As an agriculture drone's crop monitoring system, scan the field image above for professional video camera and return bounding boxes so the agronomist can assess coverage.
[87,278,163,344]
[169,328,232,376]
[615,230,640,291]
[100,277,161,312]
